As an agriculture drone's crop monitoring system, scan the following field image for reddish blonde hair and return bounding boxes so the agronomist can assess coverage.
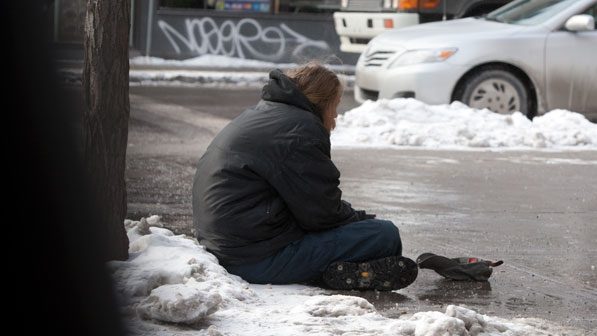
[285,62,343,132]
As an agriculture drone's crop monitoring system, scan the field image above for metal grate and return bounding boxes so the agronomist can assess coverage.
[363,50,396,67]
[346,0,383,12]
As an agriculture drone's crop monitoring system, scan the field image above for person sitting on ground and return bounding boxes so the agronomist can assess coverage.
[192,62,418,290]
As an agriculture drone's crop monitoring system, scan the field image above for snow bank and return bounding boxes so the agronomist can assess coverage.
[130,55,284,69]
[129,55,355,73]
[109,216,254,324]
[136,278,222,324]
[387,306,546,336]
[293,295,376,317]
[127,55,355,87]
[62,55,354,86]
[128,69,354,88]
[113,216,582,335]
[129,70,270,87]
[332,99,597,149]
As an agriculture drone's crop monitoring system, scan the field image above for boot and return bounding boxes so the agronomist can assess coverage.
[322,256,418,291]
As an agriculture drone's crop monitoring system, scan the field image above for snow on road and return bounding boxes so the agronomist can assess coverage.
[129,70,270,87]
[332,99,597,150]
[126,55,355,87]
[130,55,286,69]
[111,216,583,335]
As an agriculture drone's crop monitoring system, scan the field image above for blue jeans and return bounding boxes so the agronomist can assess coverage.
[225,219,402,284]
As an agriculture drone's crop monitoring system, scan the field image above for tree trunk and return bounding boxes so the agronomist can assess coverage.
[82,0,130,261]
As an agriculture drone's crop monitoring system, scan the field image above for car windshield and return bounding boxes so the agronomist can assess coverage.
[485,0,580,25]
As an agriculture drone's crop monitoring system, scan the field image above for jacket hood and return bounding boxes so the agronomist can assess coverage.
[261,69,320,119]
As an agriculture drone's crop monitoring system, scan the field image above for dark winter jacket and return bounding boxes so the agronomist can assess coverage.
[192,69,360,266]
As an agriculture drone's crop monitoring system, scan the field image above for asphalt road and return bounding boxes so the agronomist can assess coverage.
[127,85,597,333]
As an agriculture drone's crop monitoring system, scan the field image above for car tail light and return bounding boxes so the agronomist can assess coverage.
[421,0,440,9]
[398,0,418,10]
[384,19,394,28]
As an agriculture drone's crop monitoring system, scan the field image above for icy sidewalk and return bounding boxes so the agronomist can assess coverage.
[110,216,583,335]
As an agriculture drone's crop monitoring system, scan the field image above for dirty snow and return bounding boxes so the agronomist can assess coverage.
[111,216,583,335]
[111,216,253,303]
[125,55,355,87]
[62,55,354,87]
[136,279,222,324]
[332,99,597,150]
[129,55,355,73]
[129,70,270,87]
[130,55,285,69]
[128,69,354,88]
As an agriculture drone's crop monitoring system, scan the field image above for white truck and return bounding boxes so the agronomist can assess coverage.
[334,0,511,53]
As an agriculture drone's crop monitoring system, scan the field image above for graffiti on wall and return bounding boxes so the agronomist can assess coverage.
[158,18,331,62]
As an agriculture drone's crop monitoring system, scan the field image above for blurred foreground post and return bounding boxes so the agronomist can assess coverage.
[83,0,130,261]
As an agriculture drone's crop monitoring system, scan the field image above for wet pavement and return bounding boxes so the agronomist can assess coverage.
[334,149,597,332]
[126,85,597,332]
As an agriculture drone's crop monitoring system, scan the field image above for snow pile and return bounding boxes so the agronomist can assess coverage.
[127,55,355,87]
[136,278,222,324]
[109,216,254,324]
[130,55,283,69]
[386,306,541,336]
[293,295,376,317]
[389,311,466,335]
[129,70,269,87]
[61,55,354,86]
[112,216,582,335]
[128,69,354,88]
[332,99,597,149]
[444,305,551,335]
[130,55,355,73]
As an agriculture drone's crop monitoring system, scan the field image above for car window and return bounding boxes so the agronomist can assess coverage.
[486,0,582,25]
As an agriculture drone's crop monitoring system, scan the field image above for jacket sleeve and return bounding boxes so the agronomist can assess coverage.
[269,138,359,231]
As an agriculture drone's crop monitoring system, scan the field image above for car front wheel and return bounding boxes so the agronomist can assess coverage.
[458,69,530,117]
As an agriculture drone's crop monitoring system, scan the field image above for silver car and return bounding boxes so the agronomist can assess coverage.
[354,0,597,119]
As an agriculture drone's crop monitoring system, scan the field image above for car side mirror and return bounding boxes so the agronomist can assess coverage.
[565,14,595,32]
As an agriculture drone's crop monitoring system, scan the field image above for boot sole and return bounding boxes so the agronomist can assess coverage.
[323,256,418,291]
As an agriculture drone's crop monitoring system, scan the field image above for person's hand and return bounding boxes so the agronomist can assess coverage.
[356,210,376,220]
